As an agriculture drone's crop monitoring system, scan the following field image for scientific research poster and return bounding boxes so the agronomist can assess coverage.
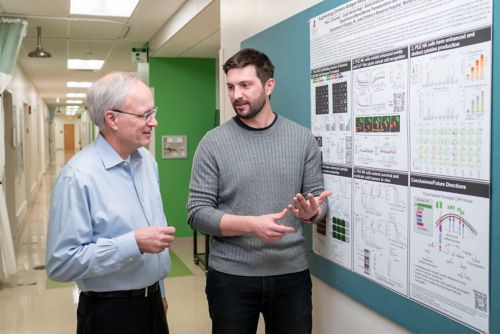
[309,0,491,332]
[311,61,353,166]
[313,165,353,269]
[352,168,408,295]
[352,47,408,171]
[409,28,491,181]
[409,175,489,331]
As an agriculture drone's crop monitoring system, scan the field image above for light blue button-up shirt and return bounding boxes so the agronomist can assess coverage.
[46,134,170,295]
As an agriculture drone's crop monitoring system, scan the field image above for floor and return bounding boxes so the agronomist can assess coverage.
[0,150,266,333]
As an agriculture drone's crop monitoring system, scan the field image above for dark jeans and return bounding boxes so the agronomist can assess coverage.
[77,287,169,334]
[206,268,312,334]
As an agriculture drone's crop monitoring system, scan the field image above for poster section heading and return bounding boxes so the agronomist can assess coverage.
[410,175,489,199]
[410,27,491,58]
[311,61,351,79]
[353,168,407,186]
[323,164,353,178]
[352,47,408,70]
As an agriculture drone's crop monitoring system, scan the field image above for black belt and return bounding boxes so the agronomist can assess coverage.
[81,282,160,299]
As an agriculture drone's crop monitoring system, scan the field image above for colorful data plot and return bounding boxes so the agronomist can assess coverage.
[467,91,485,115]
[466,54,485,81]
[332,216,350,242]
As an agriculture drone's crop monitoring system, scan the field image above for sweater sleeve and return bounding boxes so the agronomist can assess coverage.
[187,136,225,236]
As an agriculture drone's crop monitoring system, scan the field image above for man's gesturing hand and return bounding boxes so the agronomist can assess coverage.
[135,226,176,253]
[252,209,295,243]
[287,190,332,223]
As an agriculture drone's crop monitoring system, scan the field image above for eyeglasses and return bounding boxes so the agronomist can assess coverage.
[111,107,157,122]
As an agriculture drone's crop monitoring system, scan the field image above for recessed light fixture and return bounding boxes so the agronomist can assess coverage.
[66,106,80,115]
[66,100,83,104]
[66,93,86,98]
[68,59,104,70]
[67,82,92,88]
[70,0,140,17]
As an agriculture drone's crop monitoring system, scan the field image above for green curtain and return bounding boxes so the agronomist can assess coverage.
[0,17,27,92]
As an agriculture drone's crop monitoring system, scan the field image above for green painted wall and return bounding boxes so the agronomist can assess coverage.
[150,58,216,237]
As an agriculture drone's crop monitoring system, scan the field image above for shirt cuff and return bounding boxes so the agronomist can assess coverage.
[114,231,141,264]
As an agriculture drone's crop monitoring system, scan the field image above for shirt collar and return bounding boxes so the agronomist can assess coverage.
[95,133,143,169]
[233,113,278,131]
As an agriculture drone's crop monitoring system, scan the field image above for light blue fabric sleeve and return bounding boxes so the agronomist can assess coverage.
[46,172,142,282]
[46,136,170,292]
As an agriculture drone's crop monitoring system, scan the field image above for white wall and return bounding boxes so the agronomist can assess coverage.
[37,101,50,177]
[219,1,410,333]
[78,110,93,148]
[219,0,323,122]
[5,64,50,235]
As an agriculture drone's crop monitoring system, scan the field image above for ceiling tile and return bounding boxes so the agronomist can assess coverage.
[0,0,219,109]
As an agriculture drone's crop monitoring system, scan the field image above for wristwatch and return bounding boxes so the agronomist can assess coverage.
[302,211,319,223]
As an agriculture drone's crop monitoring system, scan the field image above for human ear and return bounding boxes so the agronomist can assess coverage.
[104,110,118,130]
[265,78,275,96]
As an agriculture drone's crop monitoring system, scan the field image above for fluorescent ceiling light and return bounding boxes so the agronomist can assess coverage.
[66,100,83,104]
[66,93,86,98]
[67,81,92,88]
[70,0,140,17]
[68,59,104,70]
[66,105,80,109]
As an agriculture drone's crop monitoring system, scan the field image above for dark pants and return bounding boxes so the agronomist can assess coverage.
[77,287,169,334]
[206,268,312,334]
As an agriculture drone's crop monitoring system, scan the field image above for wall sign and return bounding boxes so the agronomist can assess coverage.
[161,135,187,159]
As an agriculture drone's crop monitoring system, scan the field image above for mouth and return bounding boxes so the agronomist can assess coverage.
[233,98,248,105]
[233,101,248,111]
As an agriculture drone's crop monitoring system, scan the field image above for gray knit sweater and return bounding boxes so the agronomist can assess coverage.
[187,115,327,276]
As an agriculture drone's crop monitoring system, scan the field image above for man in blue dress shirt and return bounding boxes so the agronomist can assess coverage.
[46,72,175,334]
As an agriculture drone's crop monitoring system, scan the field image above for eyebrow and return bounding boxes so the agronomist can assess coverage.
[227,80,252,86]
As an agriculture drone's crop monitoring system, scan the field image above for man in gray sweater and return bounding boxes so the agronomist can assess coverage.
[187,48,331,334]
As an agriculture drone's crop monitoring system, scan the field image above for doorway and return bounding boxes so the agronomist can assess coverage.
[63,124,75,150]
[63,124,75,162]
[2,91,16,233]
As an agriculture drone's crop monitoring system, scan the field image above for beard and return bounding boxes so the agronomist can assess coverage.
[232,93,266,120]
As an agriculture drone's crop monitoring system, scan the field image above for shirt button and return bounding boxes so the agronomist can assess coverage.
[129,257,133,262]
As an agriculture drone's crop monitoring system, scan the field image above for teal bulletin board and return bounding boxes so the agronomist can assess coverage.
[242,0,499,333]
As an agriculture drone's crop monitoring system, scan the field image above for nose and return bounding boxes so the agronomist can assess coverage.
[147,115,158,127]
[232,86,243,100]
